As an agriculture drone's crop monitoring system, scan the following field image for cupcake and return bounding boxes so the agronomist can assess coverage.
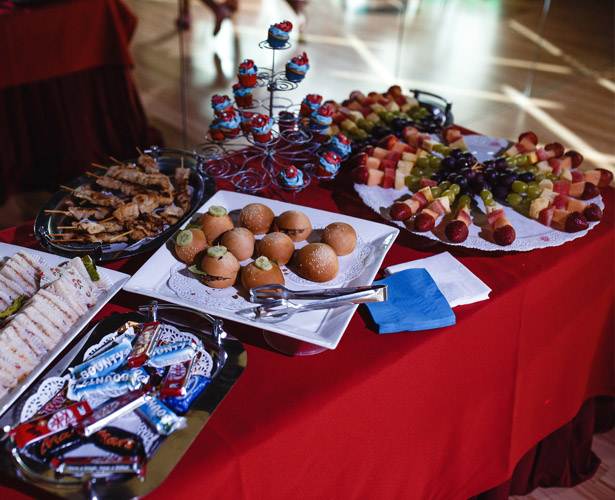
[267,20,293,48]
[285,52,309,82]
[218,110,241,138]
[232,83,254,108]
[209,119,225,142]
[277,165,304,190]
[211,94,233,115]
[237,59,258,87]
[278,111,297,133]
[300,94,322,117]
[310,103,334,134]
[328,133,352,159]
[251,114,274,143]
[316,150,342,177]
[240,111,254,134]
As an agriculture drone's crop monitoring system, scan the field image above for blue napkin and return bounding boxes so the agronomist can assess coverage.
[366,269,455,334]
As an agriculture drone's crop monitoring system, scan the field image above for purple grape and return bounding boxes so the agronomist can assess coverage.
[495,158,508,170]
[441,157,455,169]
[518,171,535,182]
[450,149,463,159]
[493,184,509,200]
[485,170,499,183]
[456,158,470,170]
[499,173,516,187]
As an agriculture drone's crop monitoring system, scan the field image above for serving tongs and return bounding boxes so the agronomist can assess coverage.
[238,285,387,323]
[249,284,386,303]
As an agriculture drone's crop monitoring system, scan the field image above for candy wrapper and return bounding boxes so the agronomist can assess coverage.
[163,375,211,415]
[33,385,71,419]
[10,401,93,449]
[84,321,140,360]
[137,398,186,436]
[147,340,197,368]
[51,455,146,479]
[78,388,152,437]
[127,322,161,368]
[159,355,196,398]
[69,338,132,380]
[24,427,82,462]
[67,368,150,401]
[91,426,145,457]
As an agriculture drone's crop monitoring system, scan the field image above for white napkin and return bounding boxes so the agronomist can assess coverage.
[384,252,491,308]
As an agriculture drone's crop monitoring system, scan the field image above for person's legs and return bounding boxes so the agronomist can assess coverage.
[201,0,235,36]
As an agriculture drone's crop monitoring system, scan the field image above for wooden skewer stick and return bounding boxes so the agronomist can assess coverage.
[60,185,75,192]
[136,147,144,156]
[109,156,123,165]
[99,217,115,223]
[91,162,108,170]
[85,172,101,179]
[50,238,83,243]
[56,226,77,230]
[109,230,133,242]
[44,209,70,215]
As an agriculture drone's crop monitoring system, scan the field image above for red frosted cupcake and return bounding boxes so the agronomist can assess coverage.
[240,111,254,134]
[233,83,254,108]
[300,94,322,117]
[238,59,258,88]
[251,114,274,143]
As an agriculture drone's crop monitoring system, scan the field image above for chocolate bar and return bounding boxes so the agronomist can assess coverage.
[147,340,197,368]
[127,322,161,368]
[24,427,82,462]
[67,368,149,401]
[159,355,196,398]
[69,337,132,380]
[50,455,146,479]
[137,398,186,436]
[163,375,210,415]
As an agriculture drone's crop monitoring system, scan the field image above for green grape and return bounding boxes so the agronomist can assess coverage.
[535,174,545,182]
[440,146,452,156]
[383,112,396,124]
[511,180,528,194]
[431,187,442,198]
[527,184,542,199]
[449,183,461,195]
[506,193,523,207]
[405,176,420,191]
[442,190,456,204]
[439,181,451,190]
[416,157,430,169]
[547,173,558,181]
[429,156,441,169]
[432,143,444,154]
[356,118,368,130]
[354,129,369,140]
[518,155,531,167]
[528,166,539,174]
[377,111,388,120]
[458,195,472,208]
[480,189,493,204]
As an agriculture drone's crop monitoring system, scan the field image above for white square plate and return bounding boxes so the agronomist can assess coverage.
[0,242,130,417]
[124,190,399,349]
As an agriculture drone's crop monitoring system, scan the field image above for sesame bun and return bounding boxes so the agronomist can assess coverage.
[257,232,295,265]
[200,246,240,289]
[321,222,357,256]
[200,207,234,243]
[220,227,255,261]
[239,203,275,234]
[174,228,209,264]
[273,210,312,242]
[240,257,285,290]
[294,243,339,282]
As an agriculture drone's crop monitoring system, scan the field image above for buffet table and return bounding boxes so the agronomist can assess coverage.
[0,170,612,499]
[0,0,156,202]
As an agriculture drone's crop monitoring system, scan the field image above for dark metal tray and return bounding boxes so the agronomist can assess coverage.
[0,301,247,499]
[34,147,216,263]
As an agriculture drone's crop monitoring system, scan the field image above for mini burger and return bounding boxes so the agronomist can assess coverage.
[220,227,255,261]
[239,203,275,234]
[174,228,209,264]
[194,245,240,289]
[321,222,357,256]
[295,243,339,282]
[257,232,295,265]
[273,210,312,242]
[240,256,285,290]
[200,205,234,243]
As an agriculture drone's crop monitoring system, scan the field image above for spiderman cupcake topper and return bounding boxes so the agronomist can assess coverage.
[251,114,270,129]
[285,165,299,178]
[211,94,233,114]
[268,20,293,48]
[322,150,342,165]
[274,20,293,32]
[317,103,335,117]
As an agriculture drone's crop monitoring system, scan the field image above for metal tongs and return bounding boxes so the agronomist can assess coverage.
[237,284,387,323]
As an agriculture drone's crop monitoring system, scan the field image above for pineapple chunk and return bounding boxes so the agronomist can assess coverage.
[394,170,406,190]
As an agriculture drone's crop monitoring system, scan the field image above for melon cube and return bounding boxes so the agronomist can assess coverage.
[372,147,388,160]
[567,198,585,213]
[366,169,384,186]
[366,157,381,170]
[568,182,584,197]
[348,110,364,122]
[396,161,413,174]
[401,152,417,162]
[584,170,601,185]
[394,170,407,190]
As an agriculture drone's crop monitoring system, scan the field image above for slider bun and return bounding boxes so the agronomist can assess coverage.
[200,247,240,289]
[200,207,234,243]
[257,232,295,265]
[273,210,312,242]
[220,227,255,261]
[240,258,285,290]
[295,243,339,282]
[239,203,275,234]
[321,222,357,256]
[174,228,209,264]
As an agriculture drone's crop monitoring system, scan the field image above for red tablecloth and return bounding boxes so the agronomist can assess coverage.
[0,175,613,499]
[0,0,157,201]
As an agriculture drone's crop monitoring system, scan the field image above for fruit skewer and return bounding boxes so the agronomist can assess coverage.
[444,195,473,243]
[479,189,516,246]
[412,183,458,232]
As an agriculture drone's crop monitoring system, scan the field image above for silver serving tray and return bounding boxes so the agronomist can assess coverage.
[0,242,130,419]
[0,301,246,499]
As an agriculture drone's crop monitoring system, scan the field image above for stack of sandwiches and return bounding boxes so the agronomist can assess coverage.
[0,252,108,398]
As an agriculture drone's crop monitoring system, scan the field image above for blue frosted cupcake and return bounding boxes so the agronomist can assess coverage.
[285,52,309,82]
[232,83,254,108]
[268,20,293,48]
[211,94,233,116]
[316,151,342,177]
[328,133,352,159]
[309,103,334,133]
[278,165,304,189]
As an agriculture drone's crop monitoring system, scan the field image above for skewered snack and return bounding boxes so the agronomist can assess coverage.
[47,154,195,246]
[0,255,109,398]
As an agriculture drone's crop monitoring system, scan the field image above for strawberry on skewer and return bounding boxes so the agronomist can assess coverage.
[445,195,472,243]
[412,183,457,232]
[480,189,516,246]
[389,186,434,221]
